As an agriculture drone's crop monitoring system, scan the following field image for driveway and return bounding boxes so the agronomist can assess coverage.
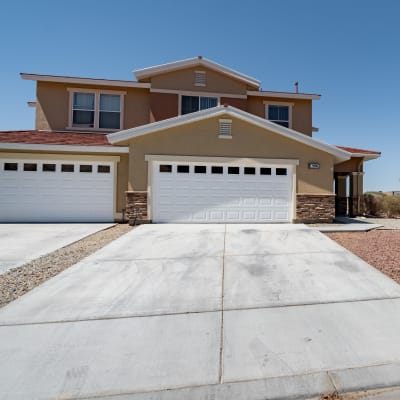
[1,224,400,399]
[0,223,115,273]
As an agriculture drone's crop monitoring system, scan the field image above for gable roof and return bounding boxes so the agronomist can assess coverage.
[336,145,381,161]
[134,56,261,89]
[108,105,351,163]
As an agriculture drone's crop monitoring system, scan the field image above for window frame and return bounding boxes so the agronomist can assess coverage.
[264,101,294,129]
[179,92,220,115]
[67,88,126,132]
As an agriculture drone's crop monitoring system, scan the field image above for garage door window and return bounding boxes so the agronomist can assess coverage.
[80,165,93,173]
[24,163,37,172]
[244,167,256,175]
[177,165,190,173]
[43,164,56,172]
[228,166,240,174]
[97,165,111,173]
[211,166,223,174]
[61,164,74,172]
[260,167,271,175]
[159,165,172,173]
[194,165,206,173]
[4,162,18,171]
[276,168,288,176]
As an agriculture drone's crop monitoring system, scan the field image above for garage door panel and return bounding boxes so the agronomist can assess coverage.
[152,161,293,223]
[0,159,114,222]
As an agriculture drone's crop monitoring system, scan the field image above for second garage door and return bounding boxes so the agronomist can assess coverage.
[151,161,294,223]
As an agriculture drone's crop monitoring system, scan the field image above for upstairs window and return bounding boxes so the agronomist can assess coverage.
[69,89,124,130]
[181,95,218,115]
[265,102,293,128]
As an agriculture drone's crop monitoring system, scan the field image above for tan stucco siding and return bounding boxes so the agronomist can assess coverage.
[220,97,247,111]
[150,92,179,122]
[127,116,334,194]
[0,150,128,214]
[36,82,150,131]
[247,96,313,136]
[334,157,363,173]
[150,67,248,94]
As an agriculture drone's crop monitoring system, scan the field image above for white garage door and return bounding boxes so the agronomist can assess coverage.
[152,161,294,223]
[0,159,115,222]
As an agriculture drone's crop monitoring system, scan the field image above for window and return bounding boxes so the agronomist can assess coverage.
[70,89,123,130]
[4,163,18,171]
[98,165,111,173]
[194,165,206,173]
[228,166,239,174]
[177,165,189,173]
[61,164,74,172]
[260,167,271,175]
[211,166,223,174]
[80,165,93,173]
[276,168,288,176]
[244,167,255,175]
[181,95,218,115]
[43,164,56,172]
[159,165,172,173]
[265,103,293,128]
[24,163,37,171]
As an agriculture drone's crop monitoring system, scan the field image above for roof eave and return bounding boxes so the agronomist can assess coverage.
[0,142,129,153]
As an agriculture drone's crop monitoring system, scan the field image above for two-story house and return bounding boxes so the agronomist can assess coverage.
[0,57,380,224]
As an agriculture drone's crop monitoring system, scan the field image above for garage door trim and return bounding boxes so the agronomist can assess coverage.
[146,155,298,223]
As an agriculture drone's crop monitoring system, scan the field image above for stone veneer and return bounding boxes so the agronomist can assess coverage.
[126,191,149,225]
[295,194,335,223]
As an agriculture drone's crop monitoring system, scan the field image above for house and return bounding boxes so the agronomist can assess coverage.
[0,56,380,224]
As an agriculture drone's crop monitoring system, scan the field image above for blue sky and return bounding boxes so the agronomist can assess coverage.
[1,0,399,191]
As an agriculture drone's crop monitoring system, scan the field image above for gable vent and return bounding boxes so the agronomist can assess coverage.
[219,119,232,138]
[194,71,206,86]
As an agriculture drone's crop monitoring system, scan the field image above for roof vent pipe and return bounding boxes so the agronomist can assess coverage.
[294,81,299,93]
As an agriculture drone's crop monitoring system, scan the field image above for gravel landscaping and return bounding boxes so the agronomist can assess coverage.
[326,230,400,284]
[0,223,133,308]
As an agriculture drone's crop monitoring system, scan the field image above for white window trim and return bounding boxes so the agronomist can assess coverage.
[194,70,206,87]
[264,101,294,129]
[178,92,220,116]
[67,88,126,132]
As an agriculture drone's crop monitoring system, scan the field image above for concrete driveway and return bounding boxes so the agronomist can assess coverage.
[0,223,115,273]
[1,224,400,399]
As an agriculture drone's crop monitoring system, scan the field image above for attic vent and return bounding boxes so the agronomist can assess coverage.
[194,71,206,87]
[219,119,232,139]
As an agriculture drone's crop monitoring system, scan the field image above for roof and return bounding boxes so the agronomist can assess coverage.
[336,145,381,161]
[108,105,351,163]
[247,90,321,100]
[0,130,128,154]
[134,56,261,88]
[21,73,150,89]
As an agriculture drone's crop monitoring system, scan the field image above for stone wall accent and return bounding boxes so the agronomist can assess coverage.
[295,194,335,223]
[126,191,149,225]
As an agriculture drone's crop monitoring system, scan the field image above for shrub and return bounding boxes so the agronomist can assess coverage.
[364,192,400,217]
[383,195,400,217]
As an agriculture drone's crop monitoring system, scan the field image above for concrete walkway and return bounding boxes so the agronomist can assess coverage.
[1,224,400,399]
[0,223,115,273]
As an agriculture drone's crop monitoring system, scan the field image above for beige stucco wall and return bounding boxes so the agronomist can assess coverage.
[247,96,313,136]
[150,67,248,94]
[124,115,334,194]
[0,150,128,214]
[35,82,150,131]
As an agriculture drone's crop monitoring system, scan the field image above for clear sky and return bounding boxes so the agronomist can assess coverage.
[1,0,399,191]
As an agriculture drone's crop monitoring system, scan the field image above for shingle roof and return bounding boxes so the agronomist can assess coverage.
[336,145,381,155]
[0,130,112,146]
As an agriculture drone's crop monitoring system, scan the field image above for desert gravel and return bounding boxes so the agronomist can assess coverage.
[0,223,133,308]
[326,230,400,284]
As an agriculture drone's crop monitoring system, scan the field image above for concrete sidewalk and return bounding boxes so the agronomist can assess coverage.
[0,223,115,273]
[1,224,400,399]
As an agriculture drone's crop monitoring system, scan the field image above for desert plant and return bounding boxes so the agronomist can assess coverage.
[363,192,385,217]
[382,195,400,217]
